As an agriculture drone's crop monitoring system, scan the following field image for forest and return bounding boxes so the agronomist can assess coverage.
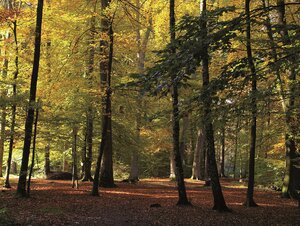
[0,0,300,225]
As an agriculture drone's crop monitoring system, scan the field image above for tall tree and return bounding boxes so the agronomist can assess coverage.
[82,0,96,182]
[16,0,44,197]
[200,0,229,211]
[99,0,115,188]
[244,0,258,207]
[4,19,19,188]
[170,0,190,206]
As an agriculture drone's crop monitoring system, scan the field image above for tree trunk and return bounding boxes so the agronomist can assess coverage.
[44,144,50,177]
[220,125,226,177]
[72,127,79,189]
[4,20,19,188]
[179,112,189,166]
[99,0,115,188]
[81,128,87,179]
[200,0,229,211]
[244,0,258,207]
[84,108,94,181]
[233,118,239,179]
[92,89,112,196]
[170,0,190,206]
[0,32,9,178]
[82,0,95,182]
[17,0,44,197]
[191,129,204,180]
[27,105,39,196]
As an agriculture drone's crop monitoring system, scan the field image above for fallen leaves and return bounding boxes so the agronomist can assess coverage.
[0,178,299,225]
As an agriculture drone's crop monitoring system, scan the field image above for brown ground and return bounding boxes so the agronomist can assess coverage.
[0,178,299,226]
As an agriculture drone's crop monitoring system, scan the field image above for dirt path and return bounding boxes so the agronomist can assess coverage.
[0,178,299,225]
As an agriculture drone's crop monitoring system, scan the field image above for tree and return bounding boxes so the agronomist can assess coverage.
[200,0,229,211]
[244,0,258,207]
[4,19,19,188]
[82,0,96,182]
[99,0,115,188]
[170,0,190,206]
[16,0,44,197]
[92,0,114,195]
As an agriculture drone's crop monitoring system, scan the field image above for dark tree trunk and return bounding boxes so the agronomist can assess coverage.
[170,0,190,206]
[200,0,229,211]
[72,127,79,189]
[244,0,258,207]
[99,0,115,188]
[44,144,50,177]
[220,126,226,178]
[4,20,19,188]
[27,105,39,196]
[16,0,44,197]
[92,89,111,196]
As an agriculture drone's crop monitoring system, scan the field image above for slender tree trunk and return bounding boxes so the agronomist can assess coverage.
[170,0,190,206]
[244,0,258,207]
[0,33,9,178]
[220,125,226,177]
[92,89,111,196]
[200,0,229,211]
[17,0,44,197]
[99,0,115,188]
[44,144,50,177]
[191,129,204,180]
[233,118,239,179]
[4,20,19,188]
[81,128,87,178]
[82,0,96,182]
[179,112,189,166]
[72,127,79,189]
[199,129,206,180]
[27,105,39,196]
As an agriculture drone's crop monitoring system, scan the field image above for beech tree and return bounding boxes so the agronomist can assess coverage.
[16,0,44,197]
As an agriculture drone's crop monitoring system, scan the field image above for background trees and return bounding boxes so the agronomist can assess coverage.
[0,0,299,205]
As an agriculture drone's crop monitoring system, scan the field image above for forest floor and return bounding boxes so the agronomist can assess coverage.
[0,178,299,226]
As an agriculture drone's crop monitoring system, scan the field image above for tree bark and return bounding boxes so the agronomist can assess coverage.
[191,129,204,180]
[27,105,39,196]
[72,127,79,189]
[244,0,258,207]
[44,144,50,177]
[170,0,190,206]
[200,0,229,211]
[17,0,44,197]
[92,89,111,196]
[99,0,115,188]
[4,20,19,188]
[82,0,96,182]
[220,125,226,177]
